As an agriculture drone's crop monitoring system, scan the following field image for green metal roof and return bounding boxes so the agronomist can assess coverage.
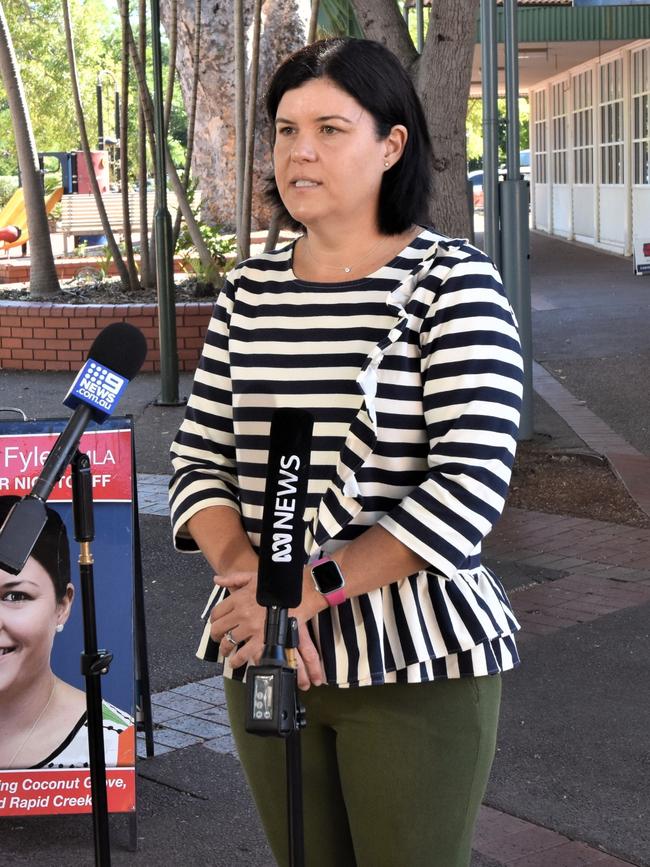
[478,5,650,42]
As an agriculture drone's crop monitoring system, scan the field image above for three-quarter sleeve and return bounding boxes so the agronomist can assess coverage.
[378,252,523,577]
[169,278,240,551]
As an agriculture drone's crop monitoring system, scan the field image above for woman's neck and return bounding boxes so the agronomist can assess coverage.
[0,671,57,737]
[294,223,421,283]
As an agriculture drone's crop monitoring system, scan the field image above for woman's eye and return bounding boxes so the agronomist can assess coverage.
[278,126,295,136]
[321,126,338,135]
[2,591,30,602]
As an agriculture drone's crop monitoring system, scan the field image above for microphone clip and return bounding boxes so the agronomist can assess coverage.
[245,614,304,738]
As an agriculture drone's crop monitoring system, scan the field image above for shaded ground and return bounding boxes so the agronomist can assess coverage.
[509,438,650,528]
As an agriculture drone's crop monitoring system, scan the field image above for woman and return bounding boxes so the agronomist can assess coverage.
[0,496,134,770]
[170,38,523,867]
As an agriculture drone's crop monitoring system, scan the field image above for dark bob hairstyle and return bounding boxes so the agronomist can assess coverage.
[0,496,71,602]
[265,38,433,235]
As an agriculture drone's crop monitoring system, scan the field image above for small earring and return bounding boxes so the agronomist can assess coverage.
[56,624,64,633]
[384,161,390,168]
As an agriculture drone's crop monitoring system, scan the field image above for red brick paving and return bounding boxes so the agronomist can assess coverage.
[474,807,635,866]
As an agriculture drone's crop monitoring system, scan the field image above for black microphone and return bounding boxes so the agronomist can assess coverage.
[246,408,313,738]
[200,408,313,663]
[0,322,147,575]
[256,408,314,610]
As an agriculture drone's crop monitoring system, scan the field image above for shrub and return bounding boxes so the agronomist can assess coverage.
[0,176,19,210]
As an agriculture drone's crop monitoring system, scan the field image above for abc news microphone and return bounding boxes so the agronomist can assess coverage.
[245,408,314,737]
[0,322,147,575]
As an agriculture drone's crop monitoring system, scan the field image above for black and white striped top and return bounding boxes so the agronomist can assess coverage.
[170,227,523,687]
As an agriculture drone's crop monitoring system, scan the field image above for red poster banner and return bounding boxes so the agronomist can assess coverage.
[0,769,135,816]
[0,418,137,821]
[0,428,132,501]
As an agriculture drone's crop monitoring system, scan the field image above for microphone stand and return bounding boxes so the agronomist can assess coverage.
[284,618,305,867]
[71,451,113,867]
[246,610,306,867]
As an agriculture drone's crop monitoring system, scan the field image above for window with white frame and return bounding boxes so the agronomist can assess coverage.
[534,90,547,183]
[599,58,624,185]
[552,82,568,183]
[632,47,650,185]
[572,70,593,184]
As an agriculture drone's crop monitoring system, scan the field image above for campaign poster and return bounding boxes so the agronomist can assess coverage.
[0,417,136,816]
[633,239,650,276]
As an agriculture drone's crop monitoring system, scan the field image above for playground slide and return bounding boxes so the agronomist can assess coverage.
[0,186,63,251]
[0,187,25,229]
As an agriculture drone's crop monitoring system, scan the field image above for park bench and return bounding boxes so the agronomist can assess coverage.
[58,190,178,253]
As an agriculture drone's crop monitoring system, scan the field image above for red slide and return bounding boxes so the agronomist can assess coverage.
[0,225,21,243]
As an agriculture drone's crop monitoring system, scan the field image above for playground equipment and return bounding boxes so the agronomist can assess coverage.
[0,226,21,244]
[0,186,63,252]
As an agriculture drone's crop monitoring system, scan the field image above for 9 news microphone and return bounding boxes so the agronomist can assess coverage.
[0,322,147,575]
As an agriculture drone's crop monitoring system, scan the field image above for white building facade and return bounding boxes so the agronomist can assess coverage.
[529,39,650,256]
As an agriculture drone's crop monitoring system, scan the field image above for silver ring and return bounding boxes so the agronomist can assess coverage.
[225,630,238,647]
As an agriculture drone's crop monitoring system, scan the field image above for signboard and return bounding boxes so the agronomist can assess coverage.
[0,417,136,817]
[633,239,650,275]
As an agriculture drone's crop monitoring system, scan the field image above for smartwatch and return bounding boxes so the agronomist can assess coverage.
[310,556,347,607]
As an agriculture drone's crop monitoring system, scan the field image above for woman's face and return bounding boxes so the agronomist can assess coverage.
[0,558,72,697]
[273,78,405,232]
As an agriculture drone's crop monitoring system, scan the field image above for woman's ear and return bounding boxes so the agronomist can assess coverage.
[56,583,75,630]
[384,124,409,166]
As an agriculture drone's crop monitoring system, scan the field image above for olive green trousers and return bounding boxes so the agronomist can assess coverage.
[225,674,501,867]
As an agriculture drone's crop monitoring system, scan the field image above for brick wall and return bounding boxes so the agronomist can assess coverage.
[0,301,214,372]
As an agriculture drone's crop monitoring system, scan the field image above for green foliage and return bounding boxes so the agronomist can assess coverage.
[317,0,363,38]
[466,97,530,169]
[0,175,19,209]
[0,0,189,187]
[176,223,236,291]
[0,0,118,175]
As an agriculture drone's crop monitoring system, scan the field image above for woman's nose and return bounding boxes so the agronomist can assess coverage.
[290,135,316,162]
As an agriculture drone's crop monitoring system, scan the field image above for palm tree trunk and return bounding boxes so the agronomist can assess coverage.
[163,0,177,135]
[0,3,60,297]
[239,0,263,261]
[308,0,320,42]
[62,0,132,288]
[137,0,153,288]
[264,0,319,255]
[119,0,140,290]
[234,0,246,260]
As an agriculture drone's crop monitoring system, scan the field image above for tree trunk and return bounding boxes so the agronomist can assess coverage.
[349,0,479,238]
[62,0,132,289]
[161,0,309,231]
[0,3,60,297]
[172,0,202,250]
[125,17,213,272]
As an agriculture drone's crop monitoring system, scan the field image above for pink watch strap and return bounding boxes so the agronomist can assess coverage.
[323,587,347,607]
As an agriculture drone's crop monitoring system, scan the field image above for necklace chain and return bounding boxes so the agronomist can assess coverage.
[6,680,57,768]
[304,234,390,274]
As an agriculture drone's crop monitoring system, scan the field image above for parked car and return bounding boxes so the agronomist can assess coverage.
[498,149,531,180]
